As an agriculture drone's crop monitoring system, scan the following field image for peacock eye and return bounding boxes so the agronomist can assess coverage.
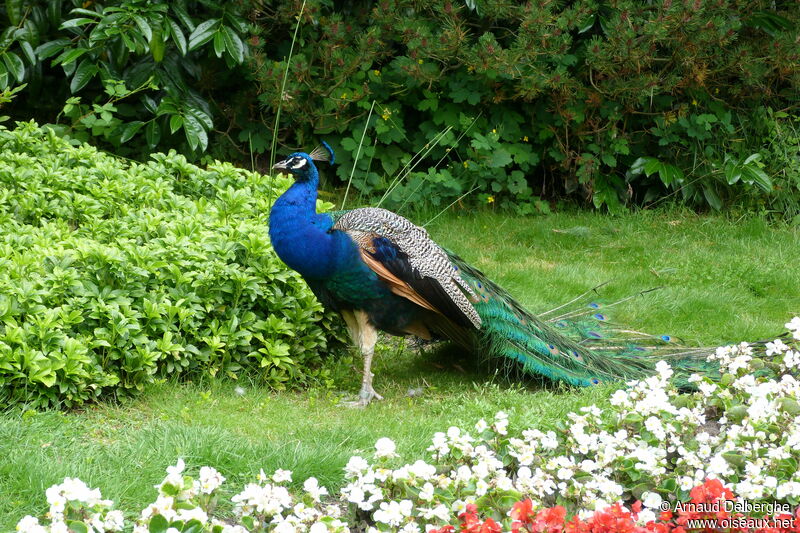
[289,157,307,169]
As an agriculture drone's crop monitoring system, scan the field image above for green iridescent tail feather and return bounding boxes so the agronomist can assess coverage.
[447,251,721,388]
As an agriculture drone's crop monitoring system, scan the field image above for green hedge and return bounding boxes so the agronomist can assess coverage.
[0,121,345,409]
[250,0,799,215]
[1,0,798,215]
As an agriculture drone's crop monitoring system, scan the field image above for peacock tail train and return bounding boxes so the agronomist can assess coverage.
[445,251,721,388]
[269,146,728,402]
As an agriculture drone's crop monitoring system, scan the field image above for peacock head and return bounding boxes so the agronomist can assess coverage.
[272,142,334,183]
[273,152,316,181]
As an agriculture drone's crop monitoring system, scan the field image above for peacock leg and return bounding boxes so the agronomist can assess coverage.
[356,310,381,404]
[341,309,382,407]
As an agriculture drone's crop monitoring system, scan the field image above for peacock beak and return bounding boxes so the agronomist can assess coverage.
[272,160,289,170]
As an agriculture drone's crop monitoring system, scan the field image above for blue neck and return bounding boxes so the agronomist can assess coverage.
[269,173,343,280]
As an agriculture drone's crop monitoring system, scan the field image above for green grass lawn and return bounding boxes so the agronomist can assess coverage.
[2,209,798,528]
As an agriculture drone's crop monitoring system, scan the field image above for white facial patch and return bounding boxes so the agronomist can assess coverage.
[288,157,307,169]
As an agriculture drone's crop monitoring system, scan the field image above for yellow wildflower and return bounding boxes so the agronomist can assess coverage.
[487,195,495,204]
[463,161,469,168]
[373,70,381,76]
[492,128,497,134]
[691,99,698,106]
[418,59,424,64]
[523,136,529,142]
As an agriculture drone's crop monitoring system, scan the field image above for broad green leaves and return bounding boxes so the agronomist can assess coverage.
[0,1,250,153]
[0,123,344,409]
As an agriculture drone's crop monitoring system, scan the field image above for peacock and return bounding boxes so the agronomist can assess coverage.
[268,144,718,406]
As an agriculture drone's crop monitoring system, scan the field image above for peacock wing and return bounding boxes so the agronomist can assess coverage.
[332,207,481,329]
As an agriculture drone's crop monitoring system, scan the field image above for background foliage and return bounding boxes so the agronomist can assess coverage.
[250,0,800,215]
[0,0,250,154]
[1,0,798,215]
[0,121,345,409]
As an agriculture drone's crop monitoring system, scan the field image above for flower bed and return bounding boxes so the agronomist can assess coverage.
[16,319,800,532]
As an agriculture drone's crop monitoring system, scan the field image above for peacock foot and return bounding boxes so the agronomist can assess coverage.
[341,386,383,408]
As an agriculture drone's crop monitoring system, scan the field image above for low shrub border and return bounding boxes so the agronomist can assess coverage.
[15,318,800,532]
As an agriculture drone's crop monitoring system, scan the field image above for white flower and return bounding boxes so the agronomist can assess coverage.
[428,432,450,455]
[221,526,249,533]
[344,456,370,478]
[303,477,329,502]
[46,477,104,507]
[375,437,398,458]
[766,338,789,355]
[309,522,329,533]
[419,503,451,521]
[698,381,717,397]
[610,389,629,406]
[16,516,47,533]
[345,485,366,505]
[556,467,573,480]
[655,360,673,379]
[198,466,225,494]
[141,495,178,522]
[420,482,435,501]
[637,509,657,525]
[494,411,509,434]
[475,419,488,433]
[374,500,413,527]
[177,507,209,523]
[641,492,662,509]
[272,469,293,483]
[158,459,186,491]
[785,317,800,339]
[167,458,185,476]
[644,416,666,440]
[49,521,69,533]
[105,510,125,531]
[455,465,472,483]
[409,460,437,480]
[231,482,292,516]
[783,350,800,370]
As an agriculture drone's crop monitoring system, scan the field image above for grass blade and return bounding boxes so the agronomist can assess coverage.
[341,100,376,210]
[267,0,306,212]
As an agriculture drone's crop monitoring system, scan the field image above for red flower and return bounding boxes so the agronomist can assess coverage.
[675,478,737,529]
[572,502,647,533]
[511,499,535,523]
[511,501,568,533]
[644,523,676,533]
[459,503,501,533]
[446,480,799,533]
[565,513,589,533]
[532,506,568,533]
[480,517,502,533]
[689,478,735,506]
